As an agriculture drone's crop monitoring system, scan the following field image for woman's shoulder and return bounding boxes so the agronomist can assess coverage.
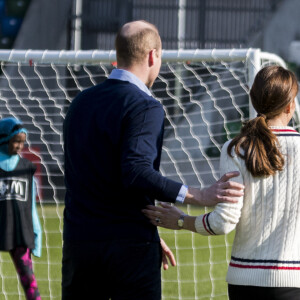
[221,139,231,150]
[221,139,234,155]
[221,139,245,158]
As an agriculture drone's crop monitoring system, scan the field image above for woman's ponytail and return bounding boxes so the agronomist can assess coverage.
[227,116,284,177]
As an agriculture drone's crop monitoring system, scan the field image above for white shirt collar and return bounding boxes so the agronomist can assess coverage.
[109,69,152,96]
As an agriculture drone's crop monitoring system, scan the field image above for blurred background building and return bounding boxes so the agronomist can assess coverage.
[1,0,300,67]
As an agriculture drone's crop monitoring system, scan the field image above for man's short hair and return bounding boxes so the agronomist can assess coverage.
[115,20,162,67]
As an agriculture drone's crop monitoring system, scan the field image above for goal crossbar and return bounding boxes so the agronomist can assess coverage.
[0,48,286,65]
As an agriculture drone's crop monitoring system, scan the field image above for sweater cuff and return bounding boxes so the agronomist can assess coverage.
[195,213,216,236]
[162,179,184,203]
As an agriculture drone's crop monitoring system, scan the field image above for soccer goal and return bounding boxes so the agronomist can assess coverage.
[0,48,297,300]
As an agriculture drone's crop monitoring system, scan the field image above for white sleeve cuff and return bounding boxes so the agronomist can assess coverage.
[176,185,188,203]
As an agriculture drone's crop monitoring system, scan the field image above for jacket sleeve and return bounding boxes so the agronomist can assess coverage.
[31,177,42,257]
[194,141,244,235]
[120,100,182,203]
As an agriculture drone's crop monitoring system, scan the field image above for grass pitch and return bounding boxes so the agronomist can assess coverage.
[0,205,234,300]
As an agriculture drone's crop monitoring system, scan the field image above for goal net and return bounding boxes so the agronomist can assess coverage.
[0,49,297,299]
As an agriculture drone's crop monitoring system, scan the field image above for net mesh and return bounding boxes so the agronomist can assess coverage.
[0,49,296,299]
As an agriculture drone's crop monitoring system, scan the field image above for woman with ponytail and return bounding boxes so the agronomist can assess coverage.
[143,66,300,299]
[228,65,297,177]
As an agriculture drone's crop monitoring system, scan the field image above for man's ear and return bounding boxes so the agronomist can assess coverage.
[148,49,155,67]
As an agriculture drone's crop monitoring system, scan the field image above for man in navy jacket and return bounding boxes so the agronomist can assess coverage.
[62,20,244,299]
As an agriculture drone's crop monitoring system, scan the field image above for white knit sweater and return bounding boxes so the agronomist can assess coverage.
[195,126,300,287]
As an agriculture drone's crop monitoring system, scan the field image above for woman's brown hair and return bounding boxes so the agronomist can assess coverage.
[227,66,299,177]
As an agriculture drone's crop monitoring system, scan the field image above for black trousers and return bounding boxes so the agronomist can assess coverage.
[228,284,300,300]
[62,239,162,300]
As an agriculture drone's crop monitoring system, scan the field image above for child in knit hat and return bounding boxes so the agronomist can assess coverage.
[0,117,42,300]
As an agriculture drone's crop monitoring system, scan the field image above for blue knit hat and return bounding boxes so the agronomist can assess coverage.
[0,117,27,154]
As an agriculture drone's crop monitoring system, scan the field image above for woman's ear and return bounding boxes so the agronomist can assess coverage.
[285,99,296,114]
[285,102,291,114]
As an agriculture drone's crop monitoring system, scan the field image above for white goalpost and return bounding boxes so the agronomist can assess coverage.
[0,49,298,299]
